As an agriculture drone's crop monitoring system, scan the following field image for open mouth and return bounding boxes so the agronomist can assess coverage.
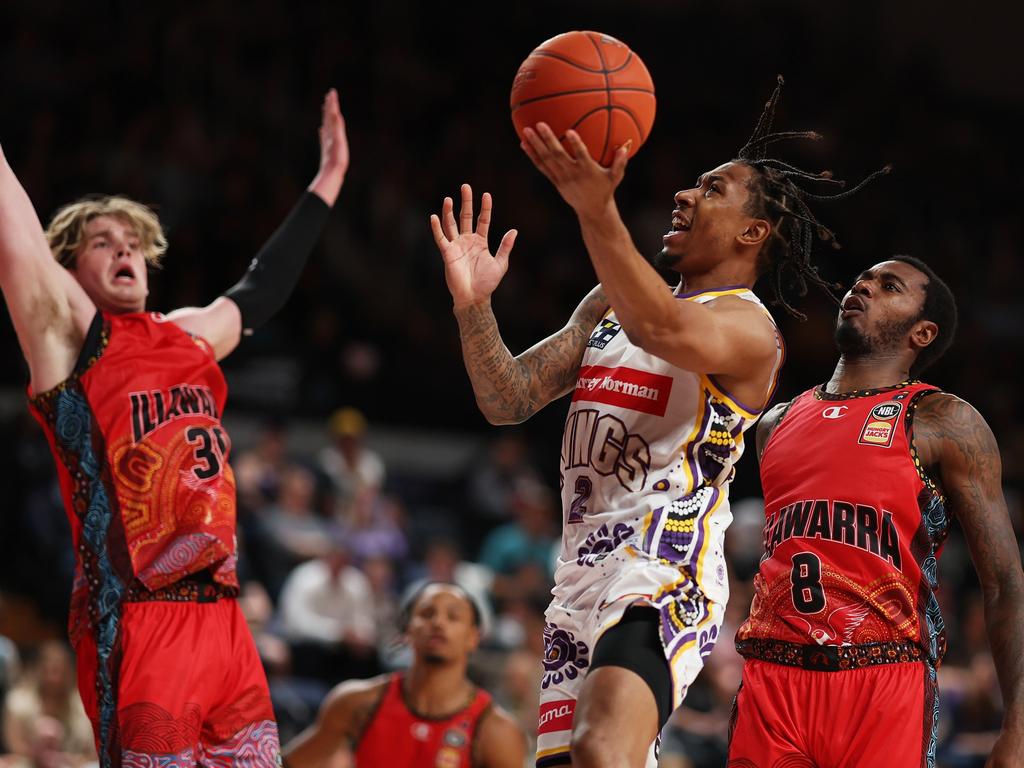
[669,210,692,233]
[113,267,135,283]
[840,295,866,315]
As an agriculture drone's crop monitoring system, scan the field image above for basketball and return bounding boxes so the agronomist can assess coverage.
[510,30,656,167]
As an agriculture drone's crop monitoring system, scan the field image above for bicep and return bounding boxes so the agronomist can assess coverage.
[516,285,607,406]
[165,297,242,360]
[934,401,1024,593]
[641,298,777,377]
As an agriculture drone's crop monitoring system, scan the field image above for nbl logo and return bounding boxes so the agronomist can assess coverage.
[872,403,901,419]
[858,400,903,448]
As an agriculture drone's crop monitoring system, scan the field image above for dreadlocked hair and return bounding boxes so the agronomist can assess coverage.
[736,75,890,320]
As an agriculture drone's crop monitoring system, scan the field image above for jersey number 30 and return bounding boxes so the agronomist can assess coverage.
[185,426,228,480]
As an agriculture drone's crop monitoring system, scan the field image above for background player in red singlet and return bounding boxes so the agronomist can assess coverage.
[729,256,1024,767]
[0,90,349,768]
[282,582,525,768]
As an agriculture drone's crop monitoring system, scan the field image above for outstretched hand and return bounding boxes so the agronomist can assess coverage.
[308,88,349,207]
[430,184,517,309]
[521,122,630,214]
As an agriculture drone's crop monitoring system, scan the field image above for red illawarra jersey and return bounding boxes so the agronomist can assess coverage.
[355,674,493,768]
[736,381,950,665]
[28,312,238,643]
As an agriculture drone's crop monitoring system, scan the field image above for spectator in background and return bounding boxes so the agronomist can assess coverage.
[252,465,341,600]
[463,432,544,551]
[277,538,379,685]
[478,479,558,606]
[318,407,385,504]
[234,415,292,511]
[2,641,94,767]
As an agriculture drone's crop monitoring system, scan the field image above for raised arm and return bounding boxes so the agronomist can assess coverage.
[520,125,777,401]
[431,184,608,424]
[168,88,349,359]
[914,393,1024,765]
[282,678,385,768]
[0,146,96,393]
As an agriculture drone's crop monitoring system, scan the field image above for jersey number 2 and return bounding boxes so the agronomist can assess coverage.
[790,552,826,614]
[568,476,592,524]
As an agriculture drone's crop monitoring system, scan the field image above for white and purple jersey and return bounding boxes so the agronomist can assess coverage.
[536,286,783,768]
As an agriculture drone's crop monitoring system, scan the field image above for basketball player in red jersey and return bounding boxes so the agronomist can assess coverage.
[432,78,885,768]
[729,256,1024,767]
[282,582,525,768]
[0,89,349,768]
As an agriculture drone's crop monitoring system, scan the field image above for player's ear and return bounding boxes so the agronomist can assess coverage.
[910,319,938,351]
[739,218,770,248]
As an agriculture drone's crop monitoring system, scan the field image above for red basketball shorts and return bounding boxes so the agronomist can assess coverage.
[76,598,280,768]
[727,659,938,768]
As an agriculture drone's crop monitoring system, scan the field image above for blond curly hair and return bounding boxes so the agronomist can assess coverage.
[45,196,167,269]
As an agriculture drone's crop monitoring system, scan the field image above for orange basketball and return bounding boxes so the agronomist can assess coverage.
[510,30,656,167]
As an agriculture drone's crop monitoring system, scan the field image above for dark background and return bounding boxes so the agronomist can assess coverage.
[0,1,1021,765]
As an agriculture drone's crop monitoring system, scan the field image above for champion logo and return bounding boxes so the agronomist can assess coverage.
[821,406,849,420]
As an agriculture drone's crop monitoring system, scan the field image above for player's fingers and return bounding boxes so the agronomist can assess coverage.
[442,197,459,241]
[521,140,556,183]
[477,192,493,238]
[495,229,518,269]
[523,127,551,163]
[564,130,594,165]
[459,183,474,235]
[536,123,572,161]
[523,129,563,181]
[429,214,449,251]
[609,140,631,181]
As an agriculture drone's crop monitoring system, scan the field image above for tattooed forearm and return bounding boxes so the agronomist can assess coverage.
[453,286,608,425]
[455,301,536,424]
[917,394,1024,723]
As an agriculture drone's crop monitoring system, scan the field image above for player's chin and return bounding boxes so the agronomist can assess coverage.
[102,288,147,314]
[649,247,682,271]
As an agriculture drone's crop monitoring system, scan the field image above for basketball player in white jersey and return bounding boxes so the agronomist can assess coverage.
[430,80,885,768]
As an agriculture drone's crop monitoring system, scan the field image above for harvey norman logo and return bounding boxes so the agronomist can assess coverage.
[573,365,672,417]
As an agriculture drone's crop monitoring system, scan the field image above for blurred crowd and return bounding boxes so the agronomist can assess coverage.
[1,1,1022,767]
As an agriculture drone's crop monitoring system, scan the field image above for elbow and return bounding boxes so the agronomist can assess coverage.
[475,399,530,427]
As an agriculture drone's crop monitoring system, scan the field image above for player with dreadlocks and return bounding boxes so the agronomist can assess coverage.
[430,77,885,767]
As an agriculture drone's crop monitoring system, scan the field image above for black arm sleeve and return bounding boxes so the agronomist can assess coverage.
[224,191,330,333]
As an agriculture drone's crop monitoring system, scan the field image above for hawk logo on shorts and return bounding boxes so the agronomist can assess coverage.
[587,318,621,349]
[858,401,902,448]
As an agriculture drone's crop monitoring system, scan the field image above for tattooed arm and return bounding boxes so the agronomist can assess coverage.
[915,393,1024,765]
[454,285,607,424]
[431,184,608,424]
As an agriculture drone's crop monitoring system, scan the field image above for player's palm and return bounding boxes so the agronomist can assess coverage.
[430,184,518,308]
[440,231,508,304]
